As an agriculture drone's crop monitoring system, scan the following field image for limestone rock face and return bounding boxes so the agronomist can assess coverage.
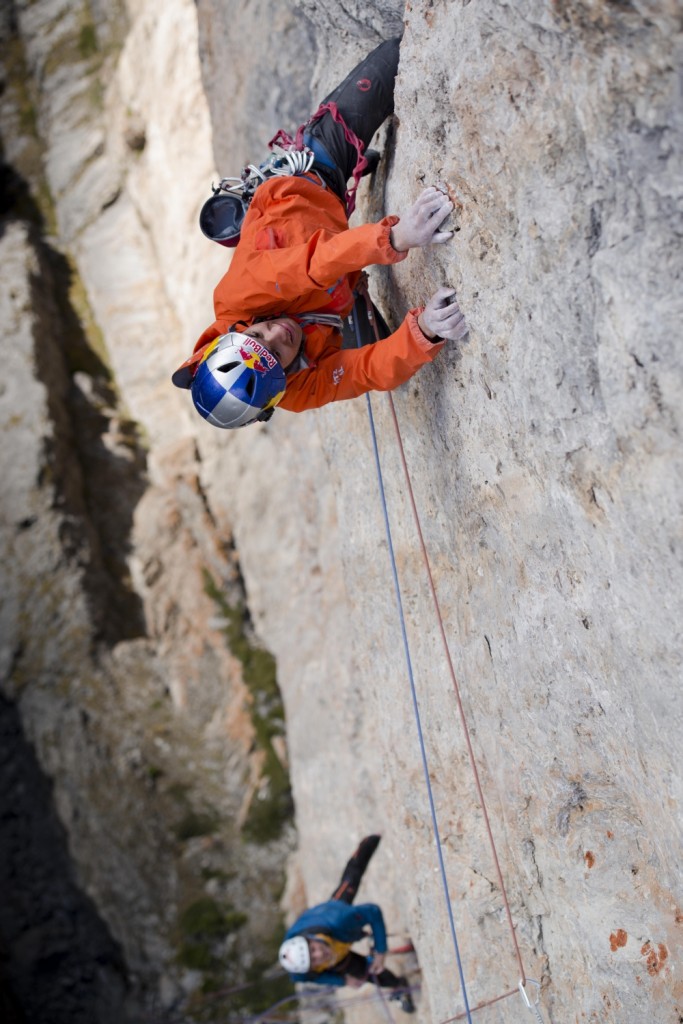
[195,3,683,1022]
[1,0,681,1022]
[196,0,315,173]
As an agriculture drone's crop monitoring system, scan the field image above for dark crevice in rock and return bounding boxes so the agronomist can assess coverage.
[1,155,148,647]
[1,7,147,648]
[0,692,130,1024]
[28,221,149,646]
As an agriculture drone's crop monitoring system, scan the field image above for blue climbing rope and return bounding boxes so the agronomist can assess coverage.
[352,306,474,1024]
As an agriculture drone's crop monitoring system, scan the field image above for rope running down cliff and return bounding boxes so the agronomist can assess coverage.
[356,284,545,1024]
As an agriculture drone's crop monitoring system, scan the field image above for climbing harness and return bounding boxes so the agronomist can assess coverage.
[269,100,369,214]
[199,98,369,245]
[200,97,372,249]
[354,283,546,1024]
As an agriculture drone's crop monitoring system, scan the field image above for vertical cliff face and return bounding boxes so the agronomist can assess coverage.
[192,3,683,1023]
[1,1,681,1023]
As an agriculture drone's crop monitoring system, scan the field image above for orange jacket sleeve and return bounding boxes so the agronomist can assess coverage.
[279,311,445,413]
[218,218,408,319]
[193,322,224,353]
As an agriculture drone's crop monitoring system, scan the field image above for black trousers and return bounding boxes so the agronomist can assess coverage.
[330,834,381,904]
[305,38,402,200]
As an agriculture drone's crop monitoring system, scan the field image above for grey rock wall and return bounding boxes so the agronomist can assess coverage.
[194,2,683,1022]
[1,0,681,1022]
[196,0,315,173]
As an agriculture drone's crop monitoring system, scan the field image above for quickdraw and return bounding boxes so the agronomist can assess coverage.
[212,143,316,205]
[519,978,545,1023]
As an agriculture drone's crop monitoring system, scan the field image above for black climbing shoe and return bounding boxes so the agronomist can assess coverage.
[399,991,415,1014]
[361,149,381,176]
[391,978,415,1014]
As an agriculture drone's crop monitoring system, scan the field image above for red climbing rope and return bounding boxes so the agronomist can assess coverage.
[359,285,529,1011]
[441,986,521,1021]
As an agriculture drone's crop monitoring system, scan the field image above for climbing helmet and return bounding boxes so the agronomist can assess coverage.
[279,936,310,973]
[174,332,286,429]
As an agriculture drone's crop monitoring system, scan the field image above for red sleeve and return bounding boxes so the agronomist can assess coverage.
[279,310,445,413]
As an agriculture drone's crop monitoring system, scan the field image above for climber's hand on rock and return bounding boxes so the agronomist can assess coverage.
[369,953,386,975]
[390,186,454,251]
[418,287,468,342]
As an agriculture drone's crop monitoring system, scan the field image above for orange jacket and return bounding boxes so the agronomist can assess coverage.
[193,175,445,412]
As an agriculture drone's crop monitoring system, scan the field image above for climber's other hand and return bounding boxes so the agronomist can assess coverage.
[418,287,468,342]
[390,186,454,251]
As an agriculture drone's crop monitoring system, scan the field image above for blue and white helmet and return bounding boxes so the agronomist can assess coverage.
[279,936,310,973]
[173,333,286,429]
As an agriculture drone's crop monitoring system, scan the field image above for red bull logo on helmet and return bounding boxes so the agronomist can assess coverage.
[239,339,278,373]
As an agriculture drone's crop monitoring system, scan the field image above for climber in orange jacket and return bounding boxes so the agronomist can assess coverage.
[172,38,468,429]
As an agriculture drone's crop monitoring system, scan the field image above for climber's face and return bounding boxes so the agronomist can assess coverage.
[308,939,335,969]
[243,317,303,370]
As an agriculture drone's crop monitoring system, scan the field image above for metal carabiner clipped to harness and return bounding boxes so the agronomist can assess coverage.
[200,143,315,248]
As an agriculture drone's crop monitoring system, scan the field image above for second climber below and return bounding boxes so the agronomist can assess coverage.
[172,36,468,429]
[278,835,415,1013]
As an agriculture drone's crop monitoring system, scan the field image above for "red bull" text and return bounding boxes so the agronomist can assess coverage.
[239,340,278,373]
